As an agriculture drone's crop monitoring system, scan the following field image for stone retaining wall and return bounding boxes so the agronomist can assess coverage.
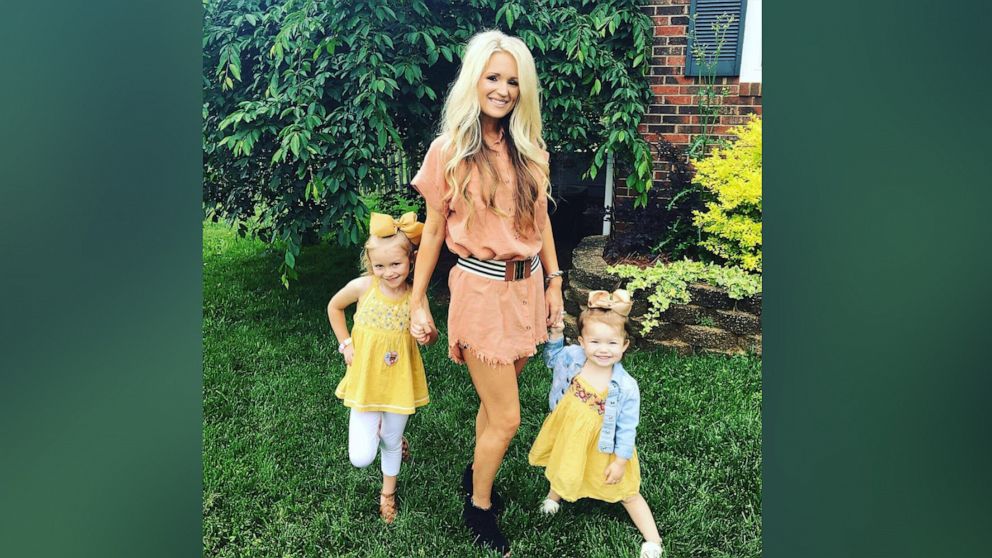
[563,236,762,357]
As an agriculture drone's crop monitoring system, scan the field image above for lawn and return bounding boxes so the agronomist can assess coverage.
[203,221,762,558]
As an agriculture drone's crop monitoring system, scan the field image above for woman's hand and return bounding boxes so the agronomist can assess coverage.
[410,299,436,345]
[545,279,564,328]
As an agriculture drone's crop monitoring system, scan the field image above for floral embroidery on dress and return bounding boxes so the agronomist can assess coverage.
[353,283,410,331]
[571,377,606,415]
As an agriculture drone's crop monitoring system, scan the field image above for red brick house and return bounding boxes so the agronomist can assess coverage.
[614,0,762,208]
[547,0,762,263]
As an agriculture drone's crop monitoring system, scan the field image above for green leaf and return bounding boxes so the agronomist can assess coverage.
[284,249,296,269]
[422,32,435,51]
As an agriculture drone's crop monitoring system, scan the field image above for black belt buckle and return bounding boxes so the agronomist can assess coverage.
[503,259,531,282]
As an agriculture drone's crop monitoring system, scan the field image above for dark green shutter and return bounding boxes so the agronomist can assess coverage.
[685,0,747,77]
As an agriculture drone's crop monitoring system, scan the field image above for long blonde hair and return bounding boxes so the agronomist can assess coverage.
[439,30,551,235]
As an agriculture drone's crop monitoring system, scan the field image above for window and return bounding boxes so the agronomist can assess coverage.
[738,0,761,82]
[685,0,748,77]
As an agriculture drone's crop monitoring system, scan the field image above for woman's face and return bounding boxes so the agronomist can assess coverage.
[477,51,519,122]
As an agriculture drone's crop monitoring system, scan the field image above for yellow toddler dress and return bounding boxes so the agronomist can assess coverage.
[334,278,429,414]
[528,375,640,502]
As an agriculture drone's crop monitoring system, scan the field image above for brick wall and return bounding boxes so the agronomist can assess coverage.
[613,0,762,206]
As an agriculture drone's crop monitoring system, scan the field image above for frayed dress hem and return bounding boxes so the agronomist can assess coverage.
[448,332,550,367]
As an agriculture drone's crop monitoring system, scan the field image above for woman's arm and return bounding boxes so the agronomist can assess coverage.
[539,221,564,327]
[410,205,446,340]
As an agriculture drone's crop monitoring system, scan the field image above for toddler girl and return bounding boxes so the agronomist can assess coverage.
[327,212,433,523]
[528,289,664,558]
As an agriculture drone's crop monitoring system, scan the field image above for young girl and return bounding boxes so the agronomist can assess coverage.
[326,211,433,523]
[528,289,665,558]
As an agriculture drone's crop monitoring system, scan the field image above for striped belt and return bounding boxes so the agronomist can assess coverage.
[456,254,541,282]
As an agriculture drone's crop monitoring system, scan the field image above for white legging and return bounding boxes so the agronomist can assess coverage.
[348,409,409,477]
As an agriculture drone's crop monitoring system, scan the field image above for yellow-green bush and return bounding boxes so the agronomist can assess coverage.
[609,260,762,334]
[692,117,762,272]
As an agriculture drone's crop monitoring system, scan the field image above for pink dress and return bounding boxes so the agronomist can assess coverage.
[412,131,551,366]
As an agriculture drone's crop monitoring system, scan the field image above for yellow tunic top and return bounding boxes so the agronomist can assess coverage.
[528,375,641,502]
[334,278,429,414]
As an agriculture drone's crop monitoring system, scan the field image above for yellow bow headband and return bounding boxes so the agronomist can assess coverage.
[369,212,424,246]
[587,289,633,317]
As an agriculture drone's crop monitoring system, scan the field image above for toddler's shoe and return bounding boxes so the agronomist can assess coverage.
[462,494,510,557]
[640,541,663,558]
[538,498,560,515]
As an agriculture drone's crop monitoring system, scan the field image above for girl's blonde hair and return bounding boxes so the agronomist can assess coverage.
[438,30,550,235]
[360,233,415,282]
[577,308,631,340]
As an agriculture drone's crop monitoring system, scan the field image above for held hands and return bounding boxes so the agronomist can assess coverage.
[549,316,565,338]
[604,459,627,485]
[410,301,437,346]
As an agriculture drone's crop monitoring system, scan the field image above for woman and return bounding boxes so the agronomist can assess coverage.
[408,30,564,556]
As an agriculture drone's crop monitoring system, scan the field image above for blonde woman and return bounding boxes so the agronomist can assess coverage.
[408,30,564,555]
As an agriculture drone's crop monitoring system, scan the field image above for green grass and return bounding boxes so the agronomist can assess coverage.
[203,221,762,557]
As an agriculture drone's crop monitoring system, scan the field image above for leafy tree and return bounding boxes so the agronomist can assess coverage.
[203,0,654,285]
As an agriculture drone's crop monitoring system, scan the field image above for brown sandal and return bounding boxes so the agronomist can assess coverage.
[401,436,411,463]
[380,491,398,523]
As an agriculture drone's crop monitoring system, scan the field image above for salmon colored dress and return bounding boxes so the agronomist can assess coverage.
[412,131,551,366]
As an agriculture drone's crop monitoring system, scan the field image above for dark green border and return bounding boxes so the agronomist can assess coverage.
[765,2,991,557]
[0,3,202,556]
[2,1,990,556]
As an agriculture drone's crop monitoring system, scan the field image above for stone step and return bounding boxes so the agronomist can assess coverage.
[680,324,741,352]
[657,339,692,356]
[740,334,762,357]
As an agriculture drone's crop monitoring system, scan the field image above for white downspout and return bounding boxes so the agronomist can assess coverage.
[603,152,614,235]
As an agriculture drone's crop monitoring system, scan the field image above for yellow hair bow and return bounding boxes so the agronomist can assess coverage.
[587,289,633,317]
[369,211,424,245]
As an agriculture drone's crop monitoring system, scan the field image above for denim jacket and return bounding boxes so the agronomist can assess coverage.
[543,336,640,460]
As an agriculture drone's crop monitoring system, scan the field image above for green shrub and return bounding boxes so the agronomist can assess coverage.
[609,260,761,334]
[359,188,424,236]
[692,117,762,272]
[203,0,656,285]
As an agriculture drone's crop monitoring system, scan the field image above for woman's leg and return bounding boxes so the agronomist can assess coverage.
[348,409,381,469]
[621,493,663,544]
[465,351,522,508]
[473,357,528,449]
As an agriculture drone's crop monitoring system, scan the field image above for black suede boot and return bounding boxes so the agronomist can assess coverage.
[462,462,504,515]
[462,494,510,556]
